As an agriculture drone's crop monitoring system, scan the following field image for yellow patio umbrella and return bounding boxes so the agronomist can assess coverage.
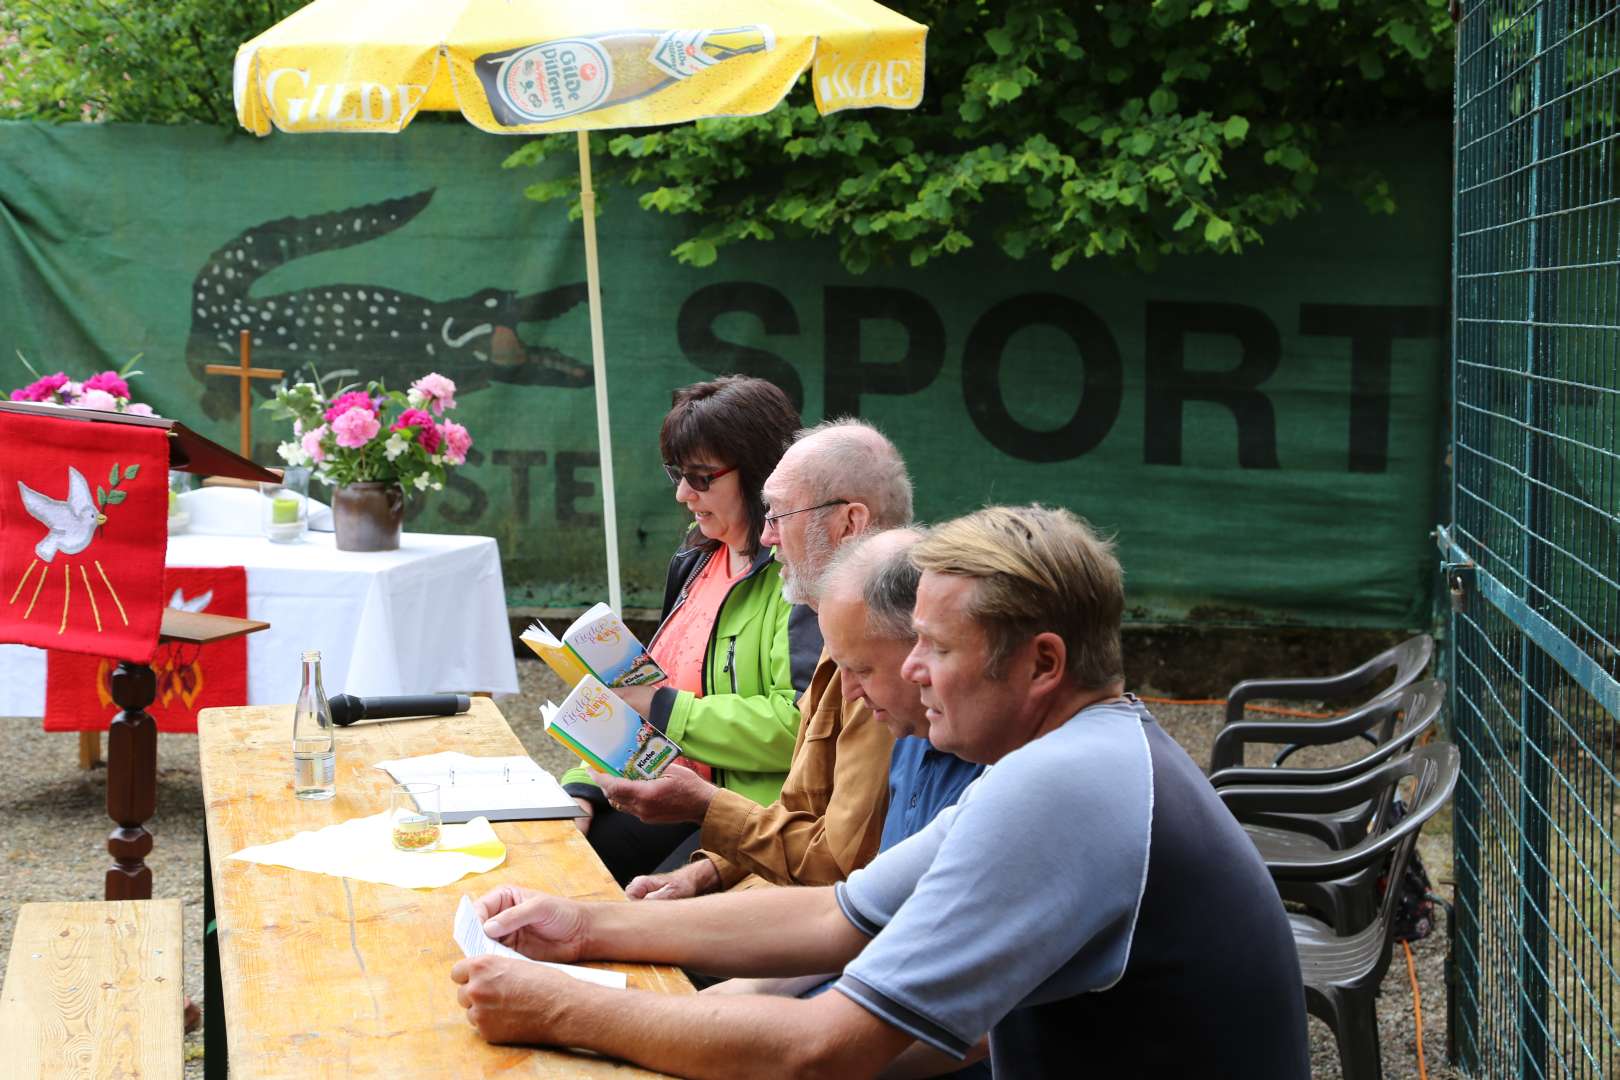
[235,0,927,613]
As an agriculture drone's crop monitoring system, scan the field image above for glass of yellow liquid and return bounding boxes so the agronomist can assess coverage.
[259,466,310,543]
[389,782,441,852]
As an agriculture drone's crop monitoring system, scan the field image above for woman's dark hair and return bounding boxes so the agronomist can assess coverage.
[660,375,800,556]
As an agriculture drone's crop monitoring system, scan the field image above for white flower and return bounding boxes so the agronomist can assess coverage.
[430,454,443,466]
[407,387,428,409]
[277,441,311,467]
[384,432,411,462]
[412,472,431,491]
[432,482,443,491]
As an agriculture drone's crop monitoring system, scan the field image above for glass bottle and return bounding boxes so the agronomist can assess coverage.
[292,650,336,800]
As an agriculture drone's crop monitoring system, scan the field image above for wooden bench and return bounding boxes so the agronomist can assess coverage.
[0,899,183,1079]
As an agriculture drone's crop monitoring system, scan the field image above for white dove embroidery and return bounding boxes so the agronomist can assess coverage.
[17,467,106,563]
[169,588,213,613]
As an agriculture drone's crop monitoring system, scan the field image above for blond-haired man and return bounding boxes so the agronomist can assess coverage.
[454,506,1308,1079]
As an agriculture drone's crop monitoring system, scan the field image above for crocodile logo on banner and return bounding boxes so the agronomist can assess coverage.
[185,189,592,420]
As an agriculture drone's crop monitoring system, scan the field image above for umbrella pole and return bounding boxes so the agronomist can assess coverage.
[576,129,622,614]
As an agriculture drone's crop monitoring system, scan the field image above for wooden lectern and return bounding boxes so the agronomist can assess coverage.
[0,401,277,900]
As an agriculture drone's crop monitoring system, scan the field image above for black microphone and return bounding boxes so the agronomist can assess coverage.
[328,693,472,727]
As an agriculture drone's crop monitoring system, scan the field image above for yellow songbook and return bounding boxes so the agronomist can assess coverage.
[519,602,666,689]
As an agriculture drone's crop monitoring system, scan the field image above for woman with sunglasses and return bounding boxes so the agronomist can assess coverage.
[559,375,821,885]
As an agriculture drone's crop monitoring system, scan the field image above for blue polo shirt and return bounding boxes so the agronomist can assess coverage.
[880,736,987,853]
[833,700,1309,1079]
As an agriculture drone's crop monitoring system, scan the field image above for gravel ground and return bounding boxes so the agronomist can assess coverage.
[1,658,1459,1079]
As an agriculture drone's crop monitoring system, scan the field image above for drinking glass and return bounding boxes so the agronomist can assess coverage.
[260,466,310,543]
[389,782,441,852]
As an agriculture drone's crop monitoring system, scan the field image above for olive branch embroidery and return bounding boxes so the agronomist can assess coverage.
[96,462,141,510]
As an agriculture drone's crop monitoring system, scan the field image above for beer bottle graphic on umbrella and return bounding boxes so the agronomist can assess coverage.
[475,26,774,126]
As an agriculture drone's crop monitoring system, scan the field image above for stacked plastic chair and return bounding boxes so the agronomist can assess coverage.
[1220,744,1459,1080]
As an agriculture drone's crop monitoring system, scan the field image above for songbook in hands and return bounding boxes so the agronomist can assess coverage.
[541,674,682,780]
[519,602,666,688]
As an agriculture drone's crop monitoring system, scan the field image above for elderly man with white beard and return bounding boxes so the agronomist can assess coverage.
[595,419,917,899]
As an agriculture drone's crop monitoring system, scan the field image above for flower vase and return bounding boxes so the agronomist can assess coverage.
[332,481,404,551]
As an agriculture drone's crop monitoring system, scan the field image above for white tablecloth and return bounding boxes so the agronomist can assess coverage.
[0,531,519,717]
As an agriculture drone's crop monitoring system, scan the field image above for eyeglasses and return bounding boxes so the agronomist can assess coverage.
[763,499,850,526]
[663,463,736,492]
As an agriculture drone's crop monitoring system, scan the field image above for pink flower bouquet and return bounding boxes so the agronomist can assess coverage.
[266,371,473,494]
[8,358,156,416]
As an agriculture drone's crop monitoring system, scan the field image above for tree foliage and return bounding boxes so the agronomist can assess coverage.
[1,0,1454,271]
[509,0,1454,271]
[0,1,302,126]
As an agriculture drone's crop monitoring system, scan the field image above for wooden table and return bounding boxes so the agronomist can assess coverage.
[198,698,691,1078]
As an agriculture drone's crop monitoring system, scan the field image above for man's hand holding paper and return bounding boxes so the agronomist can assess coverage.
[594,762,718,824]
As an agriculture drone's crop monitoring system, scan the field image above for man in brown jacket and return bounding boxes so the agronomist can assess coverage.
[595,419,913,898]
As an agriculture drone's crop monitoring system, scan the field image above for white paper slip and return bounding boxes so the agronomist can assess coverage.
[375,751,583,822]
[453,895,627,989]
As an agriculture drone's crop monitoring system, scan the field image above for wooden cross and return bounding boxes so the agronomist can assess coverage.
[204,330,283,458]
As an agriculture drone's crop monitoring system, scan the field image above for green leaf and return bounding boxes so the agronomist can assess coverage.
[1149,87,1178,116]
[109,464,119,488]
[988,80,1024,104]
[1174,206,1199,231]
[677,237,718,267]
[985,28,1014,57]
[96,486,106,508]
[123,464,140,480]
[1204,217,1234,244]
[106,489,127,505]
[1223,116,1250,142]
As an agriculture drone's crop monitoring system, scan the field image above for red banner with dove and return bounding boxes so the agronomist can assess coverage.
[44,566,249,734]
[0,412,168,662]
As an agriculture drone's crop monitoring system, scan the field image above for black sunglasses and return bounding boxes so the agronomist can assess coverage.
[663,462,736,492]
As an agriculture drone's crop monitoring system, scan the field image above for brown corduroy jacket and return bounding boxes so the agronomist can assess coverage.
[694,650,896,889]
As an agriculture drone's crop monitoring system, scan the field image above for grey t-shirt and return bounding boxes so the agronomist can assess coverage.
[833,699,1308,1078]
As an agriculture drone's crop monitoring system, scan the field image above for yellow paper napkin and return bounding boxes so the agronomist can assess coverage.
[229,811,506,889]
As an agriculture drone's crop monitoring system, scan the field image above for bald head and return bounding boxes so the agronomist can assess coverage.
[762,419,913,608]
[780,419,913,531]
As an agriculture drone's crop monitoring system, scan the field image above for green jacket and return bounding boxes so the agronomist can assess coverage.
[561,543,822,807]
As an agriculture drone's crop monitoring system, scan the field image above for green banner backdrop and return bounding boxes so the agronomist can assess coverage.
[0,121,1449,625]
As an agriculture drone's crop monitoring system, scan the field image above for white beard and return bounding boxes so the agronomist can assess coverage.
[780,524,837,606]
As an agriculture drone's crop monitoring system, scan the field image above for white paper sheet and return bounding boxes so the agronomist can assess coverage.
[375,751,578,817]
[453,896,626,989]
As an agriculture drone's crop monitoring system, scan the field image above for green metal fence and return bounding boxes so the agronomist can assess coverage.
[1447,1,1619,1076]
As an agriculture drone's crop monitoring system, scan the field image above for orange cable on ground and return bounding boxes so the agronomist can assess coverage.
[1136,694,1340,720]
[1404,940,1428,1080]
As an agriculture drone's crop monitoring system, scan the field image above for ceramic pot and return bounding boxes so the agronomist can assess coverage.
[332,481,404,551]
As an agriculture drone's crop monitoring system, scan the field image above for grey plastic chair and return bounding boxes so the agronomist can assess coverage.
[1213,633,1434,772]
[1219,742,1460,1080]
[1216,681,1444,934]
[1212,679,1445,847]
